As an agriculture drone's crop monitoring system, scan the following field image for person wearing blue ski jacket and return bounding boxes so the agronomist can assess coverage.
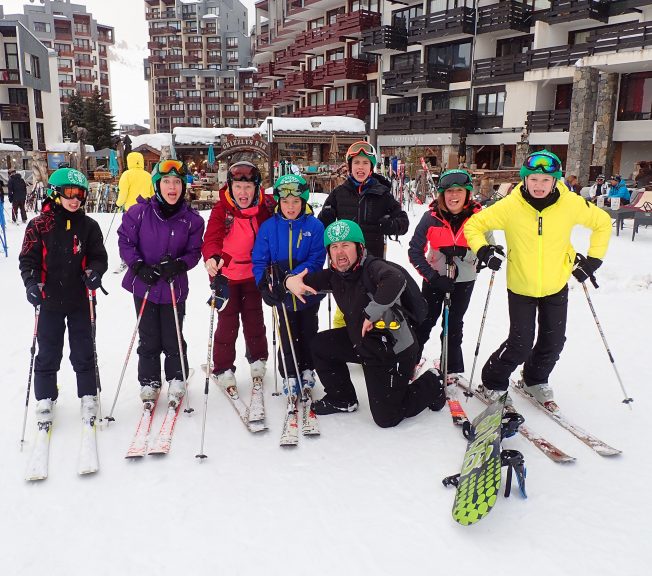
[606,175,631,205]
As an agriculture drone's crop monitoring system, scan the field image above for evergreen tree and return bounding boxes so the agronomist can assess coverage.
[83,88,116,150]
[62,92,85,141]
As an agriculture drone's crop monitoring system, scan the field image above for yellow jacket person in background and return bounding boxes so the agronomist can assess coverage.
[116,152,154,211]
[463,150,612,408]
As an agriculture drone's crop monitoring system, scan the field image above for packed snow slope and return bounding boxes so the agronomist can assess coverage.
[0,197,649,576]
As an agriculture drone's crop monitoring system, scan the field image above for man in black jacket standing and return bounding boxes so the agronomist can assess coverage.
[285,220,445,428]
[8,169,28,224]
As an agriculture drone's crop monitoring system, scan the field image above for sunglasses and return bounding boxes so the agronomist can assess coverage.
[59,186,87,200]
[229,164,259,181]
[438,172,472,191]
[276,183,306,198]
[524,153,562,174]
[348,142,375,158]
[159,159,188,176]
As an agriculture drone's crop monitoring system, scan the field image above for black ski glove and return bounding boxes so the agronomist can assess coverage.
[477,244,505,271]
[572,254,602,284]
[430,271,456,294]
[208,273,229,311]
[440,245,468,261]
[258,278,283,307]
[159,257,188,282]
[83,270,103,291]
[132,261,161,286]
[26,283,44,307]
[378,216,395,235]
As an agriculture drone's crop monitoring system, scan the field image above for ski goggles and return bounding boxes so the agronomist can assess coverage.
[228,163,259,182]
[158,159,188,177]
[347,141,375,159]
[523,152,562,175]
[374,319,400,330]
[438,171,472,192]
[58,185,87,200]
[275,182,306,198]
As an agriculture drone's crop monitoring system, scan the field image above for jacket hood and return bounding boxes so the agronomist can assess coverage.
[127,152,145,170]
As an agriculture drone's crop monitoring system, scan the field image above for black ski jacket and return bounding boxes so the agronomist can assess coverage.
[8,173,27,203]
[19,202,108,311]
[318,175,408,258]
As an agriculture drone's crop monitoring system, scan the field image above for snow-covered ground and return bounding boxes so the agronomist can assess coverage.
[0,198,649,576]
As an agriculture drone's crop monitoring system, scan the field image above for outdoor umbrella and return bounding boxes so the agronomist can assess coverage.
[208,144,215,169]
[109,149,119,177]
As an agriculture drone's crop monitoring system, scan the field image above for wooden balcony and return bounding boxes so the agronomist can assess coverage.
[206,54,222,64]
[477,1,532,35]
[379,110,475,135]
[221,96,237,104]
[55,31,73,41]
[311,59,373,88]
[275,47,303,70]
[74,45,92,54]
[185,96,202,103]
[156,67,180,76]
[293,99,369,120]
[149,55,164,63]
[148,41,164,50]
[184,55,202,64]
[156,95,178,104]
[3,137,33,150]
[0,69,20,84]
[100,61,109,72]
[409,7,475,45]
[188,110,203,117]
[361,25,407,55]
[223,110,240,118]
[543,0,608,25]
[284,70,313,90]
[146,12,162,21]
[74,59,94,68]
[58,64,73,73]
[203,97,221,103]
[474,52,530,85]
[261,88,301,108]
[257,62,280,78]
[295,10,381,53]
[0,103,30,122]
[58,49,75,57]
[526,109,571,132]
[60,80,76,88]
[383,63,451,96]
[98,31,114,44]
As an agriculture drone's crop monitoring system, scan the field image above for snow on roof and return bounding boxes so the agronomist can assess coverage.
[257,116,366,134]
[0,143,23,152]
[173,127,258,145]
[238,66,258,72]
[202,14,218,18]
[49,143,96,153]
[130,132,173,152]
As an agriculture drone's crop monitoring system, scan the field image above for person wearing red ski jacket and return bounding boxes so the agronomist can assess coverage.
[201,162,275,390]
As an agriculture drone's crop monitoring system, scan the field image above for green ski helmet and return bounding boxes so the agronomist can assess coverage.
[47,168,89,203]
[324,219,365,248]
[151,159,189,198]
[437,169,474,194]
[519,149,563,180]
[273,173,310,202]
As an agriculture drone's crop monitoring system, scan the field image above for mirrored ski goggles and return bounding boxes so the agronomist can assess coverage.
[58,185,87,200]
[229,163,259,182]
[374,319,400,330]
[438,172,472,192]
[158,159,188,177]
[347,141,375,158]
[524,153,562,174]
[275,183,306,198]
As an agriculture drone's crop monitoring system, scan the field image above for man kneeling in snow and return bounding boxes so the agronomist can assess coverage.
[285,219,446,428]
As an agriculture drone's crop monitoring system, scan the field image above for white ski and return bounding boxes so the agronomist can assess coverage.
[25,421,52,481]
[248,377,265,423]
[280,394,299,446]
[300,387,320,436]
[78,416,99,475]
[125,402,157,459]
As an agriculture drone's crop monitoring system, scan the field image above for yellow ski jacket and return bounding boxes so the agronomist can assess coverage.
[116,152,154,211]
[464,182,612,298]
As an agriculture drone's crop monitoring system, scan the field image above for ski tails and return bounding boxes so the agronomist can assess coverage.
[125,402,157,458]
[25,421,52,481]
[78,416,99,475]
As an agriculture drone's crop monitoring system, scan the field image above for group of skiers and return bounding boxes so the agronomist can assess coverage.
[17,144,612,438]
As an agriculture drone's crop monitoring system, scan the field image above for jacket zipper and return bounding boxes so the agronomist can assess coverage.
[537,214,543,297]
[288,221,297,311]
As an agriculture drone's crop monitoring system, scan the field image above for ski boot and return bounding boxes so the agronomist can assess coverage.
[35,398,54,429]
[312,395,358,415]
[476,384,513,406]
[520,381,558,412]
[167,379,186,408]
[140,383,161,410]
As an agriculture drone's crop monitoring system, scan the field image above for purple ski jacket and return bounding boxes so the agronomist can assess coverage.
[117,196,205,304]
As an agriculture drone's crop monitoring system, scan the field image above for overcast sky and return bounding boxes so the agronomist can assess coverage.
[2,0,256,127]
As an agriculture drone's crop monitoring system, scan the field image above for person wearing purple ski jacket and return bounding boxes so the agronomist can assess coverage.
[117,159,204,405]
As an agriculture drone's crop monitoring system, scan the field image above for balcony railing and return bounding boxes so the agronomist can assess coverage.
[361,25,408,54]
[148,41,164,50]
[257,62,277,78]
[292,99,370,120]
[284,70,313,90]
[409,7,475,44]
[378,110,475,135]
[0,69,20,84]
[2,137,33,150]
[0,103,30,122]
[543,0,608,24]
[477,1,532,35]
[58,49,75,57]
[384,63,451,95]
[311,58,374,88]
[74,59,94,68]
[74,45,92,54]
[295,10,381,52]
[223,110,240,118]
[156,95,178,104]
[207,40,222,50]
[526,109,571,132]
[474,52,530,85]
[275,47,303,69]
[260,88,301,108]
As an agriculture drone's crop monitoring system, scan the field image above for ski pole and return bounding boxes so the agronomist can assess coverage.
[272,307,280,396]
[88,290,104,424]
[20,305,40,450]
[581,282,634,407]
[327,292,332,330]
[280,303,303,391]
[466,270,497,400]
[102,206,119,247]
[106,289,150,423]
[196,290,217,460]
[272,306,290,392]
[169,281,193,414]
[441,261,454,387]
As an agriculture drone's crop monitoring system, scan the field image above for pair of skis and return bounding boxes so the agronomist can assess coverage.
[279,385,320,446]
[25,412,99,481]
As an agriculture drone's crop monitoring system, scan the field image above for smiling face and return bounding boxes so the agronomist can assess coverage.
[443,186,468,214]
[160,175,183,204]
[525,174,555,198]
[329,241,359,272]
[279,196,302,220]
[231,180,256,208]
[350,156,373,183]
[60,196,81,212]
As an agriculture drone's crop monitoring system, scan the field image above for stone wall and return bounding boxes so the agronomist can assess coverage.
[592,73,619,178]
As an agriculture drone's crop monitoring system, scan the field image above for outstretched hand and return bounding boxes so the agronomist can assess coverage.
[284,269,317,304]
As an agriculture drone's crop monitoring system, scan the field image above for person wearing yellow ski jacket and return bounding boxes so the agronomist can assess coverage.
[464,150,612,408]
[116,152,154,211]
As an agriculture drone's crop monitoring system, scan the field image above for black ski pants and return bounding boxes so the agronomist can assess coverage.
[311,328,435,428]
[414,280,475,373]
[34,306,96,401]
[481,286,568,391]
[275,303,319,378]
[12,200,27,223]
[135,296,188,387]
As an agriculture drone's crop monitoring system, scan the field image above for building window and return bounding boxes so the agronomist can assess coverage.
[350,0,380,12]
[391,51,420,69]
[74,22,89,35]
[309,56,324,71]
[618,72,652,121]
[36,123,46,150]
[308,17,324,29]
[327,87,344,104]
[34,89,43,118]
[427,0,473,12]
[388,97,417,115]
[392,6,422,33]
[4,43,19,70]
[225,104,239,112]
[475,90,505,116]
[326,8,345,25]
[309,92,324,106]
[226,37,238,48]
[206,7,219,16]
[34,22,51,33]
[326,48,344,62]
